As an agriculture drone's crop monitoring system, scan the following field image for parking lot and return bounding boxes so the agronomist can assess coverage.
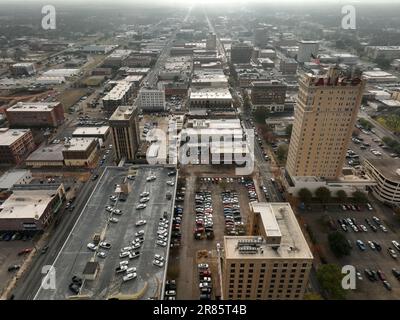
[34,165,176,300]
[0,237,37,295]
[169,175,258,300]
[300,199,400,299]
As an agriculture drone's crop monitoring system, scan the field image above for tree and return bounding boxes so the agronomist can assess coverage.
[285,124,293,136]
[328,231,352,257]
[352,190,368,203]
[276,144,288,162]
[253,107,270,124]
[336,190,347,202]
[298,188,313,204]
[315,187,331,203]
[317,264,347,300]
[358,118,374,130]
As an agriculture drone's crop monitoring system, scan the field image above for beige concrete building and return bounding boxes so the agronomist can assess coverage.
[363,158,400,204]
[286,66,366,180]
[109,105,140,162]
[62,138,98,167]
[222,202,313,300]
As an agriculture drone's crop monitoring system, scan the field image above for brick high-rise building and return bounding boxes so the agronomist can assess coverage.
[109,105,140,162]
[286,66,366,180]
[222,202,313,300]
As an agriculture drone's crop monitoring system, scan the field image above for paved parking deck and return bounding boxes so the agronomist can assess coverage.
[34,166,176,300]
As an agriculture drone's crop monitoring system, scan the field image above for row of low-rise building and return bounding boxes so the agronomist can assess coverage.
[25,138,99,168]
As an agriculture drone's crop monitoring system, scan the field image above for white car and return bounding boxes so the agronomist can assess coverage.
[153,259,164,267]
[156,240,167,247]
[199,282,212,288]
[146,175,156,182]
[140,191,150,197]
[132,242,141,249]
[166,181,175,186]
[136,204,147,210]
[112,208,122,215]
[109,217,119,223]
[136,220,147,226]
[380,225,388,233]
[87,243,97,251]
[123,272,137,282]
[154,254,165,262]
[109,195,118,201]
[97,251,107,258]
[165,290,176,296]
[99,241,111,249]
[126,267,137,274]
[121,246,132,252]
[135,230,145,237]
[129,251,141,259]
[105,206,113,212]
[119,260,129,267]
[392,240,400,251]
[368,241,376,250]
[139,197,150,203]
[119,251,130,258]
[360,225,368,232]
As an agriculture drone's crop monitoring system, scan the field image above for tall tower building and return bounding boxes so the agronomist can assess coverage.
[297,40,319,63]
[109,105,140,162]
[222,203,313,300]
[206,32,217,50]
[286,66,366,180]
[230,42,253,64]
[254,27,269,48]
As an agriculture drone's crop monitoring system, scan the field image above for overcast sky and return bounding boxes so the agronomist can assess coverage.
[4,0,400,4]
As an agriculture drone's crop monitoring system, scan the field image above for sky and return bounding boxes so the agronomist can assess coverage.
[6,0,400,4]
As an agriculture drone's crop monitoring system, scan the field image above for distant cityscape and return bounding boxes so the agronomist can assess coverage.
[0,0,399,302]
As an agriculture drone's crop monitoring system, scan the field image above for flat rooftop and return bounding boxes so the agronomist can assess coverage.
[0,189,58,219]
[224,203,313,260]
[0,128,31,146]
[188,118,241,129]
[34,166,177,300]
[365,158,400,182]
[0,169,31,190]
[26,143,64,162]
[72,126,110,136]
[189,88,232,100]
[65,138,96,152]
[109,105,137,121]
[8,102,60,112]
[103,82,133,101]
[43,69,79,77]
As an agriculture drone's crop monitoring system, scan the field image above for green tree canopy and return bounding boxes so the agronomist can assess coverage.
[253,107,270,124]
[328,231,352,257]
[336,190,347,202]
[298,188,313,204]
[315,187,331,203]
[317,264,347,300]
[276,144,288,162]
[352,190,368,203]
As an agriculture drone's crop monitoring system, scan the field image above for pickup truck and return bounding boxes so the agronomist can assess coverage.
[93,233,101,245]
